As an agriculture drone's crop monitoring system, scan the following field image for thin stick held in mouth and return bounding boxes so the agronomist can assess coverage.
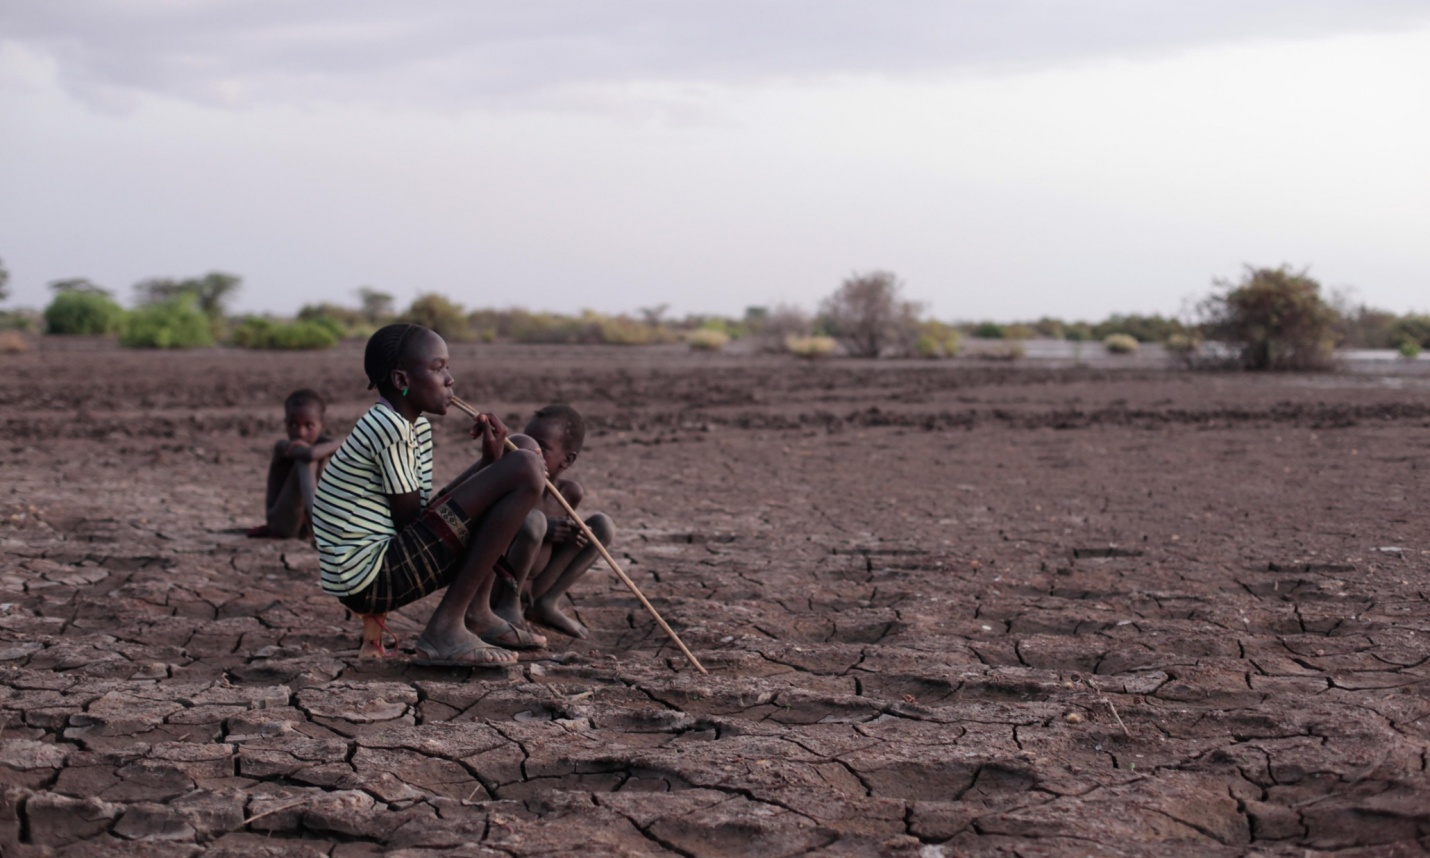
[450,395,708,675]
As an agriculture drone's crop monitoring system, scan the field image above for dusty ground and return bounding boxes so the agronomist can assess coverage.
[1,339,1429,857]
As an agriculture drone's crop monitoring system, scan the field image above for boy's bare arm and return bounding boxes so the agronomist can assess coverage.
[286,436,343,463]
[545,478,588,545]
[557,477,583,510]
[436,418,511,497]
[388,490,423,531]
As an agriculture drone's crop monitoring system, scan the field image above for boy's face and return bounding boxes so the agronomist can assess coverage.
[397,330,453,415]
[523,418,576,477]
[285,402,324,445]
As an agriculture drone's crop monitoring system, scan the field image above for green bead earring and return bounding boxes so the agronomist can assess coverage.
[401,387,409,397]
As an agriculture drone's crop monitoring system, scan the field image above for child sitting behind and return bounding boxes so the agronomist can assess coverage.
[251,389,343,540]
[494,405,614,640]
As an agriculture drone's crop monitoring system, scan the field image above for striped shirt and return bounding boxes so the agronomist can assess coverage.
[314,401,433,597]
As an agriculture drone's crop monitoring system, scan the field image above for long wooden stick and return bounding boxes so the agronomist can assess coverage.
[449,395,707,674]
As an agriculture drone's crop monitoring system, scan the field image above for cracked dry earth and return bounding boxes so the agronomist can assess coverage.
[2,341,1429,857]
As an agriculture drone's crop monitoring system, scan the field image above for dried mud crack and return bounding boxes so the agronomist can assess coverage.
[2,342,1429,856]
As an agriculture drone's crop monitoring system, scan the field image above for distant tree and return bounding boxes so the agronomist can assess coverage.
[48,277,109,295]
[757,304,813,354]
[297,302,368,339]
[1089,313,1187,343]
[1030,317,1065,339]
[1393,314,1430,349]
[357,287,395,324]
[1330,295,1401,349]
[135,272,241,319]
[818,270,923,358]
[638,304,669,327]
[1200,265,1337,371]
[0,256,9,302]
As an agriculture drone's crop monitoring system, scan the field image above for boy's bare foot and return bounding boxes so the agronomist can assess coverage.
[477,619,546,651]
[359,614,398,658]
[528,599,587,639]
[490,599,547,649]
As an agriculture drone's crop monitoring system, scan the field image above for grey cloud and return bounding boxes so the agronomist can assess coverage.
[4,0,1429,109]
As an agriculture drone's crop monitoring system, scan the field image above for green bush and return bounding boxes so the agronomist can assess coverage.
[120,296,214,348]
[975,341,1025,361]
[594,311,678,345]
[44,290,126,335]
[687,329,730,351]
[402,293,472,341]
[1165,332,1201,354]
[1030,317,1065,339]
[0,310,39,332]
[914,321,961,358]
[1063,323,1093,342]
[1392,314,1430,349]
[971,322,1006,339]
[231,317,339,350]
[1089,314,1187,343]
[1334,304,1401,349]
[1399,339,1423,360]
[507,310,589,344]
[1200,265,1337,371]
[297,303,369,340]
[1103,333,1139,354]
[786,335,836,358]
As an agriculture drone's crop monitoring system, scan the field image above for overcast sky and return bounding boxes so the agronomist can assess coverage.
[2,1,1428,321]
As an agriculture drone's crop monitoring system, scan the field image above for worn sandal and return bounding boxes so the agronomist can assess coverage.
[413,636,518,667]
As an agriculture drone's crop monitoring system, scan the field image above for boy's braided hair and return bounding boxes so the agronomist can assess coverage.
[533,404,586,454]
[364,323,430,392]
[284,388,325,415]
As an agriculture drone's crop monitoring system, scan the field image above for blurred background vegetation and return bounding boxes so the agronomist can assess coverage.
[0,254,1426,369]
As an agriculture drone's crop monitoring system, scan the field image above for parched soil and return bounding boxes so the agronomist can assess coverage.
[1,340,1428,857]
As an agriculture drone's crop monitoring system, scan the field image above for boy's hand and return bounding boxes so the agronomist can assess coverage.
[470,412,510,462]
[546,515,589,547]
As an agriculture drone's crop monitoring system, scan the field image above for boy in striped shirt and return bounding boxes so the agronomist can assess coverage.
[314,324,545,666]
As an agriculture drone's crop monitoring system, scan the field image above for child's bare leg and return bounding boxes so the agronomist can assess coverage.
[418,452,544,659]
[265,463,309,540]
[359,614,397,658]
[297,459,320,515]
[489,511,547,639]
[528,512,613,639]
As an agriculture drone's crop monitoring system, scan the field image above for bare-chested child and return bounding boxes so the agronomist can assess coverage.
[249,389,343,540]
[492,405,614,640]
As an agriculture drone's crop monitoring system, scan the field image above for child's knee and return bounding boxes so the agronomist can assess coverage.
[517,509,547,545]
[508,433,539,454]
[503,449,546,494]
[585,512,614,546]
[511,449,537,489]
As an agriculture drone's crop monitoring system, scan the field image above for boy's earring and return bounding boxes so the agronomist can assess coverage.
[401,387,409,397]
